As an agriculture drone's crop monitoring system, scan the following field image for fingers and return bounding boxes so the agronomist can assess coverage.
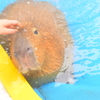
[0,19,21,35]
[2,28,18,34]
[8,20,21,27]
[1,19,21,28]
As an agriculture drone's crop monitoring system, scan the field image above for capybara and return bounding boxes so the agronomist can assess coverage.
[0,0,73,87]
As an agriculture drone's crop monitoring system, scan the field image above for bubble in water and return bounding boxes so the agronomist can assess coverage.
[26,37,29,39]
[64,39,66,41]
[24,29,27,32]
[35,47,38,50]
[27,1,30,4]
[27,74,29,76]
[36,56,38,58]
[0,41,6,44]
[6,48,9,50]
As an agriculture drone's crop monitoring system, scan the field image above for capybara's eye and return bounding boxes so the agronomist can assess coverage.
[34,30,38,35]
[32,27,39,35]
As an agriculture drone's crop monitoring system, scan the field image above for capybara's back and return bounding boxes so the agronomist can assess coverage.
[0,0,73,87]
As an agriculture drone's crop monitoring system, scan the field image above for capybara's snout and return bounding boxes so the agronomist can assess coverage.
[10,33,40,74]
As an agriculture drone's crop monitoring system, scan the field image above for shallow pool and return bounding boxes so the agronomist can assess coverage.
[0,0,100,100]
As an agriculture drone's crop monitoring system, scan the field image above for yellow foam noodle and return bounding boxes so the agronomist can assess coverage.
[0,45,42,100]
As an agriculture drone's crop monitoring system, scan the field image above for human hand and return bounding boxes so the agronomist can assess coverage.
[0,19,21,35]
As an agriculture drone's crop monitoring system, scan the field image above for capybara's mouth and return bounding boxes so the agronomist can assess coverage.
[16,55,41,74]
[19,65,41,74]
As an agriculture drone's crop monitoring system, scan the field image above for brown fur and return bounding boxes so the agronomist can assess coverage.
[0,0,73,87]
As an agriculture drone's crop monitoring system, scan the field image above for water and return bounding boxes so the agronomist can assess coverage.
[48,0,100,78]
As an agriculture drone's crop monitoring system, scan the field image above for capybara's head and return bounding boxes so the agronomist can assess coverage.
[0,0,72,81]
[11,23,65,76]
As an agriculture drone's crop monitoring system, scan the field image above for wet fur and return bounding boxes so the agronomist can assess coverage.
[0,0,73,87]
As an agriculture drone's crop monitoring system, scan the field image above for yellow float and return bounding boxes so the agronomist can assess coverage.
[0,45,42,100]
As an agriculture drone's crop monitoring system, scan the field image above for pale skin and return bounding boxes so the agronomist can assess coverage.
[0,19,21,35]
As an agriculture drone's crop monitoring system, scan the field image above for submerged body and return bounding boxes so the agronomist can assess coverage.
[0,0,73,87]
